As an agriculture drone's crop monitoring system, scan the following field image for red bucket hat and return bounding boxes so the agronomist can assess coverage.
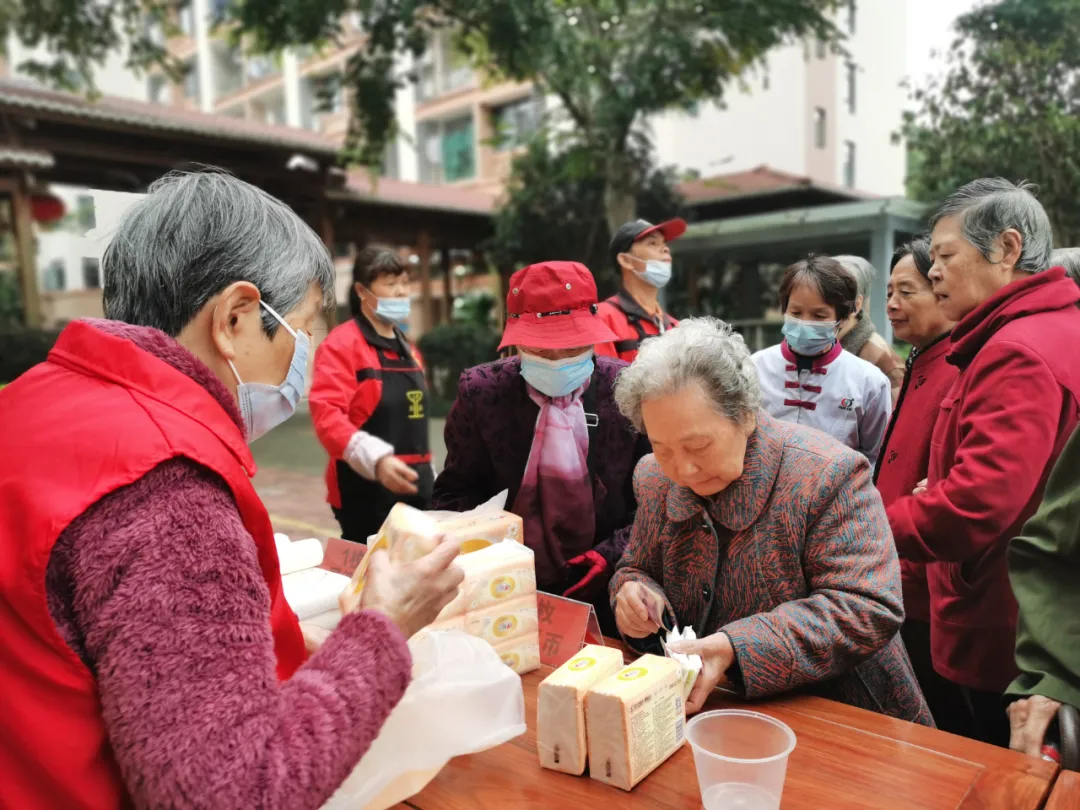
[499,261,619,351]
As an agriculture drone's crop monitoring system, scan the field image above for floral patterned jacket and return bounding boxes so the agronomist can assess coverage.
[610,411,932,726]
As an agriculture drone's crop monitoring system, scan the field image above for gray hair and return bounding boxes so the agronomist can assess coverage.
[103,170,335,336]
[614,317,762,432]
[1052,248,1080,287]
[833,255,876,306]
[929,178,1053,273]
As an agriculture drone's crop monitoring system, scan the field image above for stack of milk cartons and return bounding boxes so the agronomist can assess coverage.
[348,503,540,674]
[276,534,350,629]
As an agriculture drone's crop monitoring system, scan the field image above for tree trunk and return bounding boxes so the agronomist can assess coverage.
[603,152,638,238]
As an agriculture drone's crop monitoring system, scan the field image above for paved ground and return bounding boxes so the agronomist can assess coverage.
[252,402,447,539]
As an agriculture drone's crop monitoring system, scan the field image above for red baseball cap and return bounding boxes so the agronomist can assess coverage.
[499,261,618,351]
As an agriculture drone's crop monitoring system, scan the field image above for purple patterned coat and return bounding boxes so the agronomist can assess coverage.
[433,356,650,577]
[610,412,933,725]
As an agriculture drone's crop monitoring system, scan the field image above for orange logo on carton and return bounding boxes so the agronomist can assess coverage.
[617,667,648,681]
[459,539,492,554]
[494,615,518,637]
[568,656,596,671]
[501,652,521,669]
[490,575,516,599]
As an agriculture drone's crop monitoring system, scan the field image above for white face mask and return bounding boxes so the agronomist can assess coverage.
[227,300,309,442]
[624,255,673,289]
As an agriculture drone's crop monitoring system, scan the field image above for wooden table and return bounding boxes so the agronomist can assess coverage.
[1046,770,1080,810]
[400,665,1057,810]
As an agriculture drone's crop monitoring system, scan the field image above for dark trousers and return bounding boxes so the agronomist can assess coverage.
[901,620,1009,746]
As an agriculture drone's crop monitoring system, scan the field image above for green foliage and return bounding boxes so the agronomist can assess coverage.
[902,0,1080,245]
[0,325,61,384]
[1,0,186,91]
[452,290,497,327]
[488,136,684,296]
[418,320,500,416]
[0,271,22,326]
[223,0,839,224]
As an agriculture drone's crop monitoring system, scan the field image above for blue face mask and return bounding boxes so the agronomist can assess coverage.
[519,351,594,399]
[628,257,673,289]
[782,315,838,357]
[228,300,309,442]
[375,297,411,325]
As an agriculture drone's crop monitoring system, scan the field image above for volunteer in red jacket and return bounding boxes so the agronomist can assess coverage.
[0,171,461,809]
[310,248,432,542]
[887,178,1080,747]
[595,217,684,362]
[873,237,963,733]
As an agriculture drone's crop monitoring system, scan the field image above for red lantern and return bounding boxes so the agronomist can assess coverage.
[30,193,66,224]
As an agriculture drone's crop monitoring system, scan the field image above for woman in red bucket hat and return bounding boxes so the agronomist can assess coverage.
[433,261,651,633]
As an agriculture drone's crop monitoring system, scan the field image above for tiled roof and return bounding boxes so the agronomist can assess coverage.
[0,79,341,156]
[0,146,54,169]
[340,171,498,216]
[678,164,871,204]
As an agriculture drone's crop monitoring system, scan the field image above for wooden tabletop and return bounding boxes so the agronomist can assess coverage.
[1046,770,1080,810]
[400,665,1058,810]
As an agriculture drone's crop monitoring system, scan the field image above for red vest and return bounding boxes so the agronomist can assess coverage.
[0,321,306,809]
[595,289,678,363]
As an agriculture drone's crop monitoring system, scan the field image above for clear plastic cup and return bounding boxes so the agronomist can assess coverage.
[685,710,797,810]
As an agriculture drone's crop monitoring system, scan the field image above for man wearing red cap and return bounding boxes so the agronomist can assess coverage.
[595,217,686,363]
[433,261,651,632]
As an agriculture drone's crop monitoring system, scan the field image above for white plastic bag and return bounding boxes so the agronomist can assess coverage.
[321,629,526,810]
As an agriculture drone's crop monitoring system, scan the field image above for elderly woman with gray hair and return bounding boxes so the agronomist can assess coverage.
[0,171,462,807]
[609,318,931,724]
[834,254,906,401]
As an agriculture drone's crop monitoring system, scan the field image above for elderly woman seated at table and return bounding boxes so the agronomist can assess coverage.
[609,318,931,724]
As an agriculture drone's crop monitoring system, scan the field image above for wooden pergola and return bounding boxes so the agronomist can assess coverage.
[0,79,495,328]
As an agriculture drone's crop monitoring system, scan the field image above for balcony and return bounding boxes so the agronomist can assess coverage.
[415,30,475,104]
[418,114,477,185]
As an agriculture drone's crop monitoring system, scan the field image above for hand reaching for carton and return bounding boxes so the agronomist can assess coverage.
[614,581,669,638]
[340,539,464,640]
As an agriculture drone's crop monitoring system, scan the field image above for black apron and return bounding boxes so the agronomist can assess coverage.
[333,318,434,543]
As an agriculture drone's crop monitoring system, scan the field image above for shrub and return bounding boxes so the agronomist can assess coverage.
[0,326,62,384]
[418,321,500,417]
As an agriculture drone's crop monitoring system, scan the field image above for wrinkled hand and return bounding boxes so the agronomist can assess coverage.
[615,581,668,639]
[341,539,464,639]
[667,632,736,714]
[563,550,609,599]
[1008,696,1061,757]
[913,478,928,497]
[376,456,420,496]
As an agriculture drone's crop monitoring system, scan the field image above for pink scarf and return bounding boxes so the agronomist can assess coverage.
[512,383,596,587]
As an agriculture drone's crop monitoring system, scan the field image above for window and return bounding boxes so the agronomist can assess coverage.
[147,74,169,104]
[381,140,400,180]
[75,195,96,232]
[847,1,857,34]
[815,38,827,59]
[843,140,856,188]
[813,107,827,148]
[491,95,543,150]
[82,258,101,290]
[178,2,196,37]
[247,54,280,82]
[418,115,476,183]
[213,43,244,98]
[43,259,66,292]
[183,60,201,104]
[845,62,857,114]
[416,30,474,101]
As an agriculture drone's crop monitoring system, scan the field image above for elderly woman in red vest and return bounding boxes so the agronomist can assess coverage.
[610,318,930,724]
[0,171,461,809]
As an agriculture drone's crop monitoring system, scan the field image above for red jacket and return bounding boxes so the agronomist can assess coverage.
[874,335,958,623]
[310,318,426,508]
[887,268,1080,692]
[595,289,678,363]
[0,320,305,809]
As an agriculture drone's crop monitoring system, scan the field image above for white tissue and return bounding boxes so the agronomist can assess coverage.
[282,568,350,620]
[664,626,703,701]
[277,537,325,576]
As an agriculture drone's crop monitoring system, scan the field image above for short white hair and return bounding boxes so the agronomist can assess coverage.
[614,317,762,432]
[833,255,876,304]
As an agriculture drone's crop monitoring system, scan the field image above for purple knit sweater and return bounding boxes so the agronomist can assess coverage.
[44,320,412,810]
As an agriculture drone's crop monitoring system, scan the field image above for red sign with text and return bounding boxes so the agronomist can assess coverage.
[536,593,605,668]
[319,538,366,577]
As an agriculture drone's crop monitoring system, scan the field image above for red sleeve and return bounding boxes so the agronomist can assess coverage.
[309,326,381,460]
[594,302,622,359]
[888,340,1064,563]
